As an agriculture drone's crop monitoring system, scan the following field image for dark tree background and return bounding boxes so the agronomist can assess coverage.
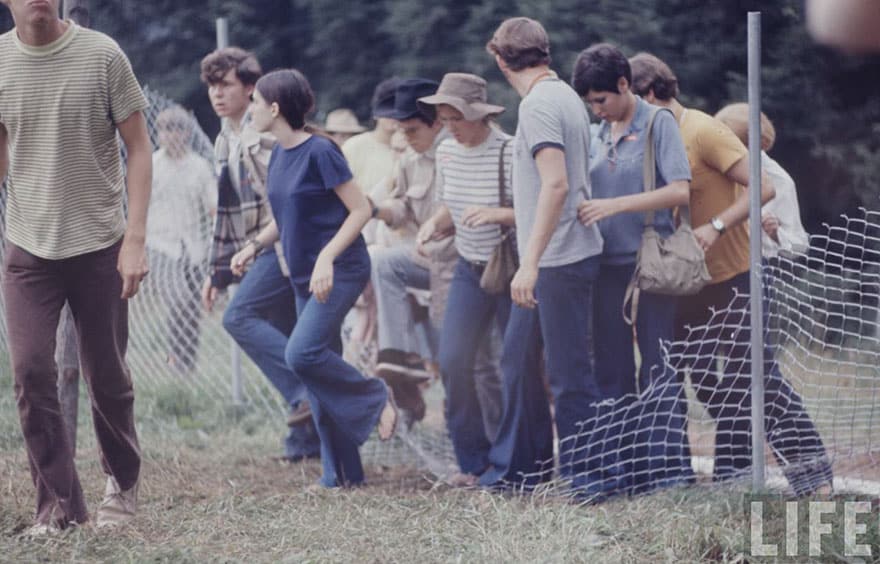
[2,0,879,233]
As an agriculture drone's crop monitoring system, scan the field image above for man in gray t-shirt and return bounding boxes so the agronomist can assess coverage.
[512,78,602,266]
[479,17,607,495]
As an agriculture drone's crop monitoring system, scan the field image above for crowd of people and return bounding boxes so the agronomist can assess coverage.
[0,1,834,536]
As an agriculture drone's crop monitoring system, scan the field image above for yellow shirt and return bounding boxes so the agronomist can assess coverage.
[680,109,750,283]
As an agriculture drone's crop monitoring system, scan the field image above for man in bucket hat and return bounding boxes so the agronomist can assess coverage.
[324,108,365,146]
[417,72,512,484]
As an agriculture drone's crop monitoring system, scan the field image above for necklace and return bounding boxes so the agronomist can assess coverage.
[525,70,554,95]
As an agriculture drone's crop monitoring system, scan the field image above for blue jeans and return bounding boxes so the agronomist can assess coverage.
[439,258,511,476]
[287,263,389,488]
[593,263,694,494]
[674,270,832,495]
[222,249,319,458]
[480,256,605,490]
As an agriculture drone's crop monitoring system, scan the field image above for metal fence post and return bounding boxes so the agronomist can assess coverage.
[215,17,244,407]
[748,11,767,492]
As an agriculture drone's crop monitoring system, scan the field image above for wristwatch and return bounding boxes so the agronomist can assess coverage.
[366,196,379,219]
[247,238,264,253]
[710,216,726,235]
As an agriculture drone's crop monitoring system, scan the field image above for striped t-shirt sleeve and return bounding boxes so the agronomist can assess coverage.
[108,51,149,124]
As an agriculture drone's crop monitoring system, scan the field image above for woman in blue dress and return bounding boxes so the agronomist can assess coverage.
[231,69,397,488]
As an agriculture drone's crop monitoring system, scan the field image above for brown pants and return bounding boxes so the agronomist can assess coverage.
[3,240,140,527]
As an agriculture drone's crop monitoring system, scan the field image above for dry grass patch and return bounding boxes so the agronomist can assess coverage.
[0,419,752,563]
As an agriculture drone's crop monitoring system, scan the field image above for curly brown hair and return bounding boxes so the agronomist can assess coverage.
[199,47,262,87]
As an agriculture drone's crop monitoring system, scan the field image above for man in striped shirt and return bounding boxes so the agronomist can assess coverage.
[0,0,151,533]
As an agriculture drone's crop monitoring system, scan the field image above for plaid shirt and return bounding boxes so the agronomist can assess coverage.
[208,121,284,289]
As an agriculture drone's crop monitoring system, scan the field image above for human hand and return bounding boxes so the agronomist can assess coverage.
[577,198,621,226]
[762,214,780,242]
[117,234,149,299]
[510,264,539,309]
[694,224,721,251]
[201,278,218,312]
[417,218,438,245]
[310,251,334,303]
[230,244,257,276]
[461,206,499,228]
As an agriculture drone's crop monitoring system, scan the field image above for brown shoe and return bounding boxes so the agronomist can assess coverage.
[377,385,399,441]
[96,477,137,529]
[376,349,432,384]
[287,401,313,427]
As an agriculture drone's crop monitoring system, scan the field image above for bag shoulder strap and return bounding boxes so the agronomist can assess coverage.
[498,138,512,235]
[642,106,664,225]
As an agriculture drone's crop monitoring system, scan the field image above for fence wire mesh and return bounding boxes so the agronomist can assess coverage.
[1,87,879,498]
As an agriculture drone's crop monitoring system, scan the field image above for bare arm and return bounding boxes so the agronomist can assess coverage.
[310,179,371,302]
[116,111,152,298]
[511,147,569,308]
[578,180,690,225]
[0,124,8,183]
[693,155,776,250]
[461,206,516,228]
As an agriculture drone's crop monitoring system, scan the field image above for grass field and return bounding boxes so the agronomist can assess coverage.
[3,336,879,562]
[0,371,755,563]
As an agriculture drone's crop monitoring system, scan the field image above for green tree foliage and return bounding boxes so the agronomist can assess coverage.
[1,0,877,227]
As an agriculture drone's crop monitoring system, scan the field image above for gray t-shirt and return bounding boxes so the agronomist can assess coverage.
[512,78,603,267]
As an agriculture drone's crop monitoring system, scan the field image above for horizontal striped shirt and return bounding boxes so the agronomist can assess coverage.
[435,130,513,263]
[0,22,148,259]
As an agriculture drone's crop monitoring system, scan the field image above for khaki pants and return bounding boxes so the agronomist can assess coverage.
[3,240,140,527]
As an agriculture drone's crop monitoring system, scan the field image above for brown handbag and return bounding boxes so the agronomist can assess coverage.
[480,139,518,294]
[622,107,711,324]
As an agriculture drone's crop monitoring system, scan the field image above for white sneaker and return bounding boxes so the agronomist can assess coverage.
[96,477,137,529]
[21,522,62,538]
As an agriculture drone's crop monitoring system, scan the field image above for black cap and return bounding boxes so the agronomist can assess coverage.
[371,77,400,118]
[375,78,439,121]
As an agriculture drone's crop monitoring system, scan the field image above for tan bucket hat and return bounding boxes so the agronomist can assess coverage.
[324,108,366,134]
[417,73,505,121]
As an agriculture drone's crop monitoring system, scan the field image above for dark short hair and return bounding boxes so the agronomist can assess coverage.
[200,47,262,87]
[486,17,551,72]
[255,68,315,130]
[571,43,630,97]
[629,52,679,101]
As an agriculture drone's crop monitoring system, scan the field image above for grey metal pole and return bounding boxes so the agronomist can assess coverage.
[748,11,766,492]
[215,17,243,406]
[216,17,229,49]
[57,0,91,456]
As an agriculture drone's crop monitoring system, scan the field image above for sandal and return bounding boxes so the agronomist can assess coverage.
[377,383,399,441]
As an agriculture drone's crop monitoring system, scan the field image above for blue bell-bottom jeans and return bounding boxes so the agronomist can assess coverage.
[287,262,389,487]
[480,256,607,491]
[222,249,319,458]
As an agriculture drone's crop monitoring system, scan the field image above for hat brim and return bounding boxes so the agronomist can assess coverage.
[326,125,367,134]
[375,108,427,121]
[417,94,505,121]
